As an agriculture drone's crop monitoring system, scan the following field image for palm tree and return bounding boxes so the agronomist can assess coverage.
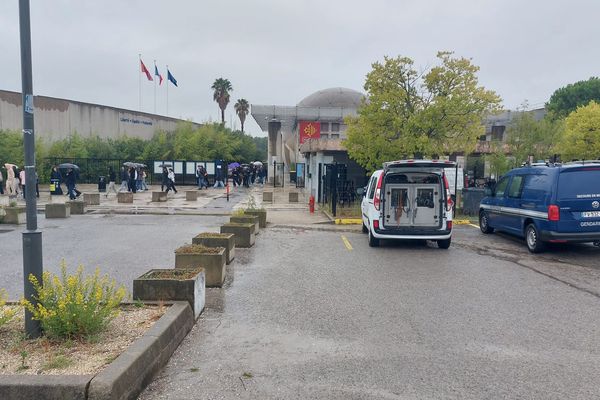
[234,99,250,132]
[211,78,233,125]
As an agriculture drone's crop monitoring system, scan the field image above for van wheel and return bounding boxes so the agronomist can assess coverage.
[437,238,451,249]
[525,223,545,253]
[479,211,494,234]
[362,222,368,233]
[368,229,379,247]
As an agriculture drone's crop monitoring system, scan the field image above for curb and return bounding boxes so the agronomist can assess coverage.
[334,218,362,225]
[0,302,195,400]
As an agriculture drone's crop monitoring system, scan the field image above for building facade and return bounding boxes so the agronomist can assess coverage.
[0,89,200,140]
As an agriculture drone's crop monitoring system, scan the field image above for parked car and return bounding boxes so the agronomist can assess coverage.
[479,161,600,253]
[361,159,455,248]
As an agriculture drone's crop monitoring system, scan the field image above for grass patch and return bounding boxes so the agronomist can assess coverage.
[175,244,223,254]
[41,354,73,371]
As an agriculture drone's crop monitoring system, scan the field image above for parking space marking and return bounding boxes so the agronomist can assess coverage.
[468,223,480,229]
[341,235,353,251]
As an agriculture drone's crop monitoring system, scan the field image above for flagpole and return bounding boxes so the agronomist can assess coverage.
[166,64,169,117]
[138,53,141,111]
[153,60,157,114]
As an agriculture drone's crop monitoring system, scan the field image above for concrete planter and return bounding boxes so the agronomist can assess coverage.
[0,196,9,207]
[83,193,100,205]
[133,268,205,319]
[220,223,255,248]
[192,233,235,264]
[118,192,134,203]
[2,206,26,224]
[68,200,85,215]
[175,247,226,287]
[185,191,198,201]
[244,209,267,228]
[151,191,167,202]
[45,203,70,219]
[289,192,299,203]
[263,191,273,202]
[230,215,259,235]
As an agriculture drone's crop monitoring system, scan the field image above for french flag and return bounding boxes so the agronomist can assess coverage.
[154,65,163,85]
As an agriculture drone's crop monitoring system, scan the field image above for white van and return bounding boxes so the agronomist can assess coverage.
[361,160,455,248]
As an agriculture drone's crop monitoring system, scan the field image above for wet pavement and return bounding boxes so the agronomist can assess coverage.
[140,225,600,400]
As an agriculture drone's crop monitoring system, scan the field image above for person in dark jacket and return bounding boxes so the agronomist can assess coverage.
[161,167,169,191]
[106,166,118,197]
[128,167,137,193]
[65,168,77,200]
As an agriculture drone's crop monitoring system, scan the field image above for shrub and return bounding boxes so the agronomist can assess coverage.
[22,262,127,339]
[0,289,16,328]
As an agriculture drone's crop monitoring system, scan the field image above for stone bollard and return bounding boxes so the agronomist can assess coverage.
[151,191,167,202]
[185,191,199,201]
[117,192,134,203]
[288,192,299,203]
[83,193,100,206]
[69,200,85,215]
[45,203,70,218]
[263,191,273,202]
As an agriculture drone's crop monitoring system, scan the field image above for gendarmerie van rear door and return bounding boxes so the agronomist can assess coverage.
[556,165,600,233]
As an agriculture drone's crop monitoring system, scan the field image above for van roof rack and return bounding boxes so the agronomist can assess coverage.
[383,159,457,169]
[563,160,600,165]
[520,162,560,167]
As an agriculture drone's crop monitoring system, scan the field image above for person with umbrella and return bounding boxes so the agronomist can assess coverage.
[50,165,64,195]
[128,166,137,193]
[119,166,129,192]
[165,167,178,194]
[65,167,78,200]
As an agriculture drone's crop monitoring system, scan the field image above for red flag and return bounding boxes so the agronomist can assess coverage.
[299,121,321,144]
[140,60,153,81]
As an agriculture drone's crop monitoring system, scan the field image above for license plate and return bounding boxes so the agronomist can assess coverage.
[582,211,600,218]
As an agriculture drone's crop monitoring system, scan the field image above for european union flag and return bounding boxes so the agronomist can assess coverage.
[167,69,177,87]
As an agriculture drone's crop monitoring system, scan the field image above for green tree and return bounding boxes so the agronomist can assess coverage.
[344,52,501,172]
[556,101,600,160]
[546,77,600,120]
[234,99,250,132]
[211,78,233,125]
[505,104,564,165]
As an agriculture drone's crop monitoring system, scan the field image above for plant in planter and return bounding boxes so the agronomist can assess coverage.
[244,194,267,228]
[174,244,226,287]
[220,222,255,248]
[192,233,235,264]
[0,289,16,328]
[229,214,259,235]
[133,267,205,319]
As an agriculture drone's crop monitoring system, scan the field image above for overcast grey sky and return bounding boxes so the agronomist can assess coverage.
[0,0,597,136]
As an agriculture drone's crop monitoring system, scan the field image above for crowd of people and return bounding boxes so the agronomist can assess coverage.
[1,161,267,201]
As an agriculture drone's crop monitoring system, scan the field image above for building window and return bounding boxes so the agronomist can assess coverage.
[321,122,329,132]
[331,123,340,132]
[491,125,505,141]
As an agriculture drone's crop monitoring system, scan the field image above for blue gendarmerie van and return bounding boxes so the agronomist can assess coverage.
[479,161,600,253]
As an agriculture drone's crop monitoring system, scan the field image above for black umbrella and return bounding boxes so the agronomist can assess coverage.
[158,163,172,168]
[58,163,79,170]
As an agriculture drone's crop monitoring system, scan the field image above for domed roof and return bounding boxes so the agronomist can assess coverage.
[297,87,365,108]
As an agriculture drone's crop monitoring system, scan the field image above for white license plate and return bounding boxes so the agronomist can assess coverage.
[582,211,600,218]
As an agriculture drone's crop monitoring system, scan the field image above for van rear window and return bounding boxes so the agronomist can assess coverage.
[558,169,600,199]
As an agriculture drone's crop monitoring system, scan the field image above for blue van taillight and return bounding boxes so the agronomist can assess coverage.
[548,205,560,221]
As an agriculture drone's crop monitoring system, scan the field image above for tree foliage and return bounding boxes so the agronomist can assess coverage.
[546,77,600,120]
[212,78,233,124]
[556,101,600,160]
[344,52,501,172]
[505,105,564,165]
[234,98,250,132]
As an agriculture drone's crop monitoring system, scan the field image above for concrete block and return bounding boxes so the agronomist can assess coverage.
[230,215,259,235]
[175,249,226,287]
[289,192,299,203]
[185,191,198,201]
[83,193,100,205]
[220,223,255,248]
[117,192,133,203]
[69,200,85,215]
[0,375,92,400]
[133,270,205,319]
[245,209,267,228]
[192,233,235,264]
[263,191,273,202]
[0,196,9,207]
[151,191,167,202]
[45,203,70,219]
[2,207,26,224]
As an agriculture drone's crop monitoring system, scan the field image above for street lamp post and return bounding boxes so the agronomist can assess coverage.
[19,0,43,338]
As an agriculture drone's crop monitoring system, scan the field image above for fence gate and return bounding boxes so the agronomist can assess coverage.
[321,163,355,217]
[295,163,306,188]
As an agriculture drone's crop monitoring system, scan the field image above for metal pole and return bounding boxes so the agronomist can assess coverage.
[19,0,42,339]
[273,160,276,188]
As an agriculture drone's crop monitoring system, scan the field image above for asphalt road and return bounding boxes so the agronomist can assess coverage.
[139,225,600,400]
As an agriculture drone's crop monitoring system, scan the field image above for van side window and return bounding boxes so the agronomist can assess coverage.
[368,176,377,199]
[508,175,524,198]
[495,177,509,197]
